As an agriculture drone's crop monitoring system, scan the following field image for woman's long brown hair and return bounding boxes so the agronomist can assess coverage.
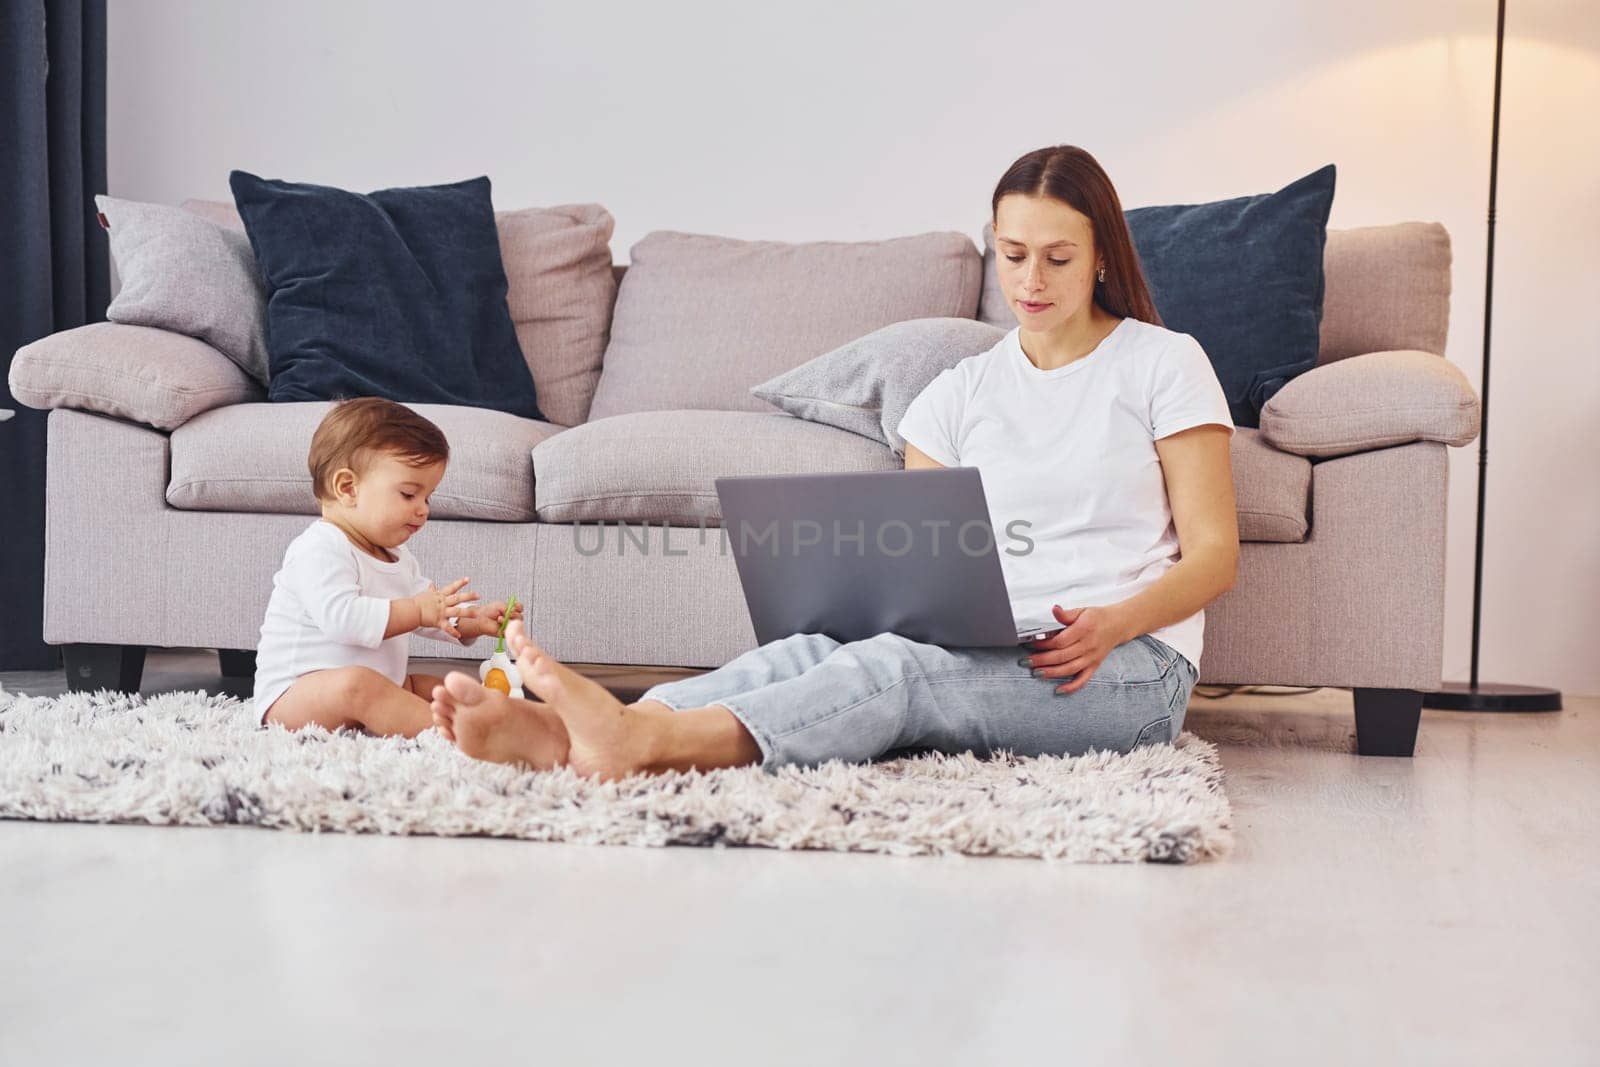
[991,146,1163,326]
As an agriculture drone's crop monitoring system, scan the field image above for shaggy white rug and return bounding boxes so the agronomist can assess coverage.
[0,685,1233,863]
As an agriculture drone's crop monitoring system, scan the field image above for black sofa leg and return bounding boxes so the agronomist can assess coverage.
[218,649,257,679]
[62,644,147,694]
[1353,688,1422,757]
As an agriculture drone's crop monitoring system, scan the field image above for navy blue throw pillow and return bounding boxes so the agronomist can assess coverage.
[229,171,542,420]
[1125,165,1335,428]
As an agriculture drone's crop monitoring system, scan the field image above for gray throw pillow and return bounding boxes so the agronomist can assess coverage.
[750,317,1004,454]
[97,194,270,384]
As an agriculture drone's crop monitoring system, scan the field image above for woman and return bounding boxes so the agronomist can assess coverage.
[429,145,1239,781]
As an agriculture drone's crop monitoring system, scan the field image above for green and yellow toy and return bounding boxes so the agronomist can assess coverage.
[478,595,523,698]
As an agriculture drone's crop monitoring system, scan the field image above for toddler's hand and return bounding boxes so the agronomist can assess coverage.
[473,599,524,627]
[413,578,477,634]
[458,598,523,639]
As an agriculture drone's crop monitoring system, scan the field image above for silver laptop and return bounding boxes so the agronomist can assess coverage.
[714,468,1061,648]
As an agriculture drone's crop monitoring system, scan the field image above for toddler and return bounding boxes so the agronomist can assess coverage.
[253,397,520,736]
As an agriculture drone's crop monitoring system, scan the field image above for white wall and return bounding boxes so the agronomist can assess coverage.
[107,0,1600,696]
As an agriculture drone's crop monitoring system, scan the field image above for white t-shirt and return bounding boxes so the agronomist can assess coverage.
[896,318,1234,673]
[253,519,470,718]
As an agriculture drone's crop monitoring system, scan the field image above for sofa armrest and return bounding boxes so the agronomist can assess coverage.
[8,322,263,432]
[1259,350,1480,459]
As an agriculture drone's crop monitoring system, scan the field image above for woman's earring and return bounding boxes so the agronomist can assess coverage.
[1096,265,1106,283]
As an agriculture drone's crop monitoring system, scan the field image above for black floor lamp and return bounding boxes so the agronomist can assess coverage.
[1424,0,1561,713]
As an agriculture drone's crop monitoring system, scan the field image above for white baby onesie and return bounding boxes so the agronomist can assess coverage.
[253,519,471,720]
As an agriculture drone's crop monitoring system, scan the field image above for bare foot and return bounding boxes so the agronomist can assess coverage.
[431,672,570,771]
[432,684,563,742]
[505,620,665,782]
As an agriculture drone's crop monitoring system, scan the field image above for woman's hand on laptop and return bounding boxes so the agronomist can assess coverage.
[1019,604,1129,695]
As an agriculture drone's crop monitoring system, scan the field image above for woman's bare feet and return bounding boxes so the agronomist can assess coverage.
[430,673,570,771]
[504,621,667,782]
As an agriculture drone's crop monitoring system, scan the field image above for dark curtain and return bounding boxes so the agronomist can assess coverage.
[0,1,108,669]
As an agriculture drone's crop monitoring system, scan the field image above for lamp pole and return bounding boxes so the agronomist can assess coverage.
[1423,0,1561,712]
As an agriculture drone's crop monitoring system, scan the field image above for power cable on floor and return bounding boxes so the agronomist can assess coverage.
[1192,684,1326,699]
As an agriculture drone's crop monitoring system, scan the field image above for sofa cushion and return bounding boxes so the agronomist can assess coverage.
[168,402,562,521]
[1231,427,1311,543]
[492,204,617,426]
[533,411,1306,542]
[531,410,902,524]
[97,195,271,384]
[182,198,617,428]
[1317,223,1451,365]
[8,322,264,431]
[586,230,982,419]
[228,171,543,419]
[1259,349,1480,458]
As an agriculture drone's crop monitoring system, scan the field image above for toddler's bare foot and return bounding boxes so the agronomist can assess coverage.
[431,672,569,771]
[506,621,665,782]
[432,678,567,750]
[432,702,456,742]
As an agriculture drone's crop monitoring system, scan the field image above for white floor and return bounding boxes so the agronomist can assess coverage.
[1,657,1595,1066]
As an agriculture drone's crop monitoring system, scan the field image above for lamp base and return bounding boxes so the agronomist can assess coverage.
[1423,681,1563,712]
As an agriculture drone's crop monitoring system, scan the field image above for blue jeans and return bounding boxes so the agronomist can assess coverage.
[639,632,1200,773]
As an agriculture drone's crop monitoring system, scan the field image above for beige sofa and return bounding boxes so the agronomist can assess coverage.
[9,204,1481,757]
